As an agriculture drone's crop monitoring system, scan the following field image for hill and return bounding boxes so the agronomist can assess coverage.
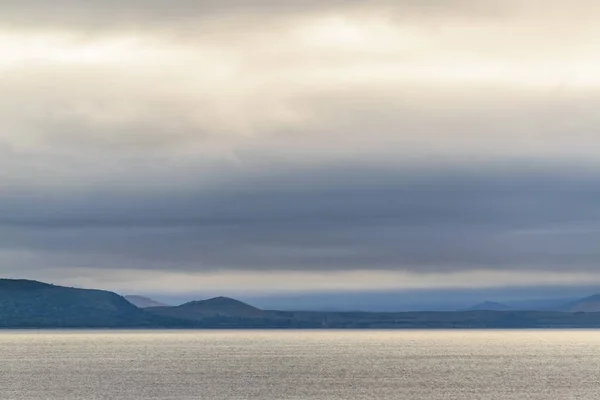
[145,296,600,329]
[556,294,600,312]
[504,297,579,311]
[0,279,189,328]
[465,301,513,311]
[124,295,168,308]
[148,297,265,320]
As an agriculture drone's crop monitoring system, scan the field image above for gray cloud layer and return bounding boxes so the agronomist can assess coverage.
[1,166,599,275]
[2,0,600,291]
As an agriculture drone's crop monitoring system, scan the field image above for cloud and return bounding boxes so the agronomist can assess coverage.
[8,268,600,296]
[0,167,599,282]
[2,0,600,292]
[0,1,496,30]
[3,0,600,179]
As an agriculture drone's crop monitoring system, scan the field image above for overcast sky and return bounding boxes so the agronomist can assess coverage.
[2,0,600,297]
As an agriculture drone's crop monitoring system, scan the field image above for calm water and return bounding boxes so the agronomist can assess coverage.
[1,330,600,399]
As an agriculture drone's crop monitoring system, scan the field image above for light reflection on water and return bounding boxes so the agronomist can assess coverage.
[1,330,599,399]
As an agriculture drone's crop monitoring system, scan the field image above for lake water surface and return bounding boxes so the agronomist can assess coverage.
[1,330,600,399]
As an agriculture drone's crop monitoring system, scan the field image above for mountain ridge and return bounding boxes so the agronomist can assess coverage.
[464,301,513,311]
[124,295,168,308]
[4,278,600,328]
[148,296,265,320]
[555,294,600,312]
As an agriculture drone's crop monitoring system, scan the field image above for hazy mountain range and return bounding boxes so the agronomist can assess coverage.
[124,295,169,308]
[198,289,585,313]
[3,279,600,329]
[464,302,514,311]
[462,294,600,313]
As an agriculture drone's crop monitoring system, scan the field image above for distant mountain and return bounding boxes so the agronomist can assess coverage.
[465,301,513,311]
[124,295,168,308]
[556,294,600,312]
[7,278,600,329]
[148,297,265,321]
[504,297,579,311]
[0,279,189,328]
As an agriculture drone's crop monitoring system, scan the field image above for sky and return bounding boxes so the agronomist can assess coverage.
[2,0,600,306]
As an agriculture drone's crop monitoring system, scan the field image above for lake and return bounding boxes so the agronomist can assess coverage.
[1,330,600,399]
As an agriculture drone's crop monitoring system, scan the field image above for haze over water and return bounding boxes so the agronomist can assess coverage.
[2,330,599,399]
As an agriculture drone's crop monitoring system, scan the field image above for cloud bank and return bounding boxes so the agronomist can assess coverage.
[1,0,600,293]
